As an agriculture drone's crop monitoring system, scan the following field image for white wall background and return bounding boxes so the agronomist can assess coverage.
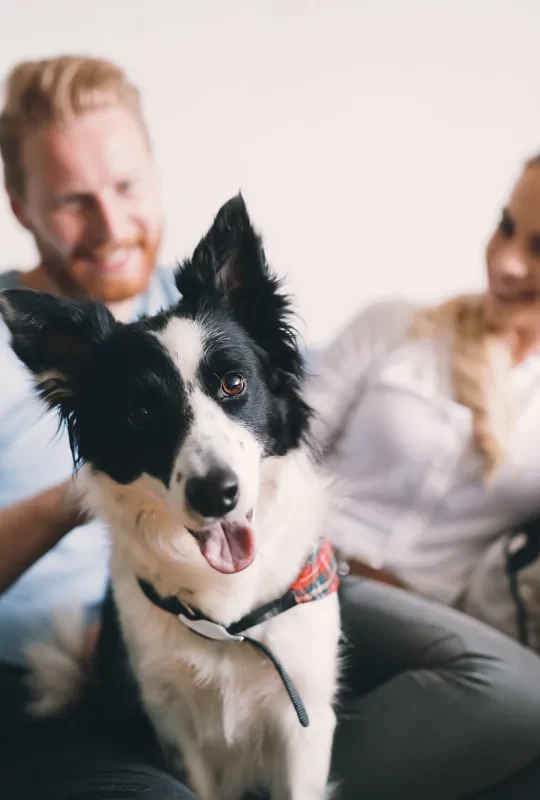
[1,0,540,346]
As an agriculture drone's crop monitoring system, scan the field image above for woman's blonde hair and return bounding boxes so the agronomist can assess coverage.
[0,54,149,196]
[410,294,513,480]
[412,154,540,480]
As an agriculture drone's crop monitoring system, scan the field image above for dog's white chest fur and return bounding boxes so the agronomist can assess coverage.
[103,450,341,800]
[115,566,340,800]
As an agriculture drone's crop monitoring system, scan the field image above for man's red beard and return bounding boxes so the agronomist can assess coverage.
[39,232,162,304]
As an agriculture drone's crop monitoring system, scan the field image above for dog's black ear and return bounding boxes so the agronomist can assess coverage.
[0,288,116,410]
[175,194,263,299]
[175,194,303,377]
[176,194,311,449]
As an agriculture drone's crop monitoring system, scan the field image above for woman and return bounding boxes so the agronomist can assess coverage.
[4,162,540,800]
[306,152,540,613]
[301,152,540,796]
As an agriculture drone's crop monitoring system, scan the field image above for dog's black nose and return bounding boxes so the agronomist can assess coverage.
[185,467,239,518]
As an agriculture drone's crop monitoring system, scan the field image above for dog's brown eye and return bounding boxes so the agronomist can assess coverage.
[128,407,149,427]
[220,374,245,397]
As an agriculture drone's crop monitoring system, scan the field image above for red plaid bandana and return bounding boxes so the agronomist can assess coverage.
[289,537,340,604]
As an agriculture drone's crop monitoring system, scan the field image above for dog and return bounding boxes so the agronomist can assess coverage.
[0,195,341,800]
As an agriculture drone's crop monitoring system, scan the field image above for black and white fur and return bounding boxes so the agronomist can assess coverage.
[0,196,341,800]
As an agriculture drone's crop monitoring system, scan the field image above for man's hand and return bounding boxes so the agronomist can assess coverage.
[0,479,91,596]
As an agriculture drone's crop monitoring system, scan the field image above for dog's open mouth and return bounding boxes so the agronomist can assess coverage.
[188,515,256,574]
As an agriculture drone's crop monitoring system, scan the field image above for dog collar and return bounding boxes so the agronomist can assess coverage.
[137,537,339,728]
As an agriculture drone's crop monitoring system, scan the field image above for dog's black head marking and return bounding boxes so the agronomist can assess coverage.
[0,194,312,488]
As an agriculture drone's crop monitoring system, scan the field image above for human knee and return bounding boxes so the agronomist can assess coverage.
[447,642,540,748]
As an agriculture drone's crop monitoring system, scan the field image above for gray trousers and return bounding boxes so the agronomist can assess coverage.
[2,576,540,799]
[334,577,540,799]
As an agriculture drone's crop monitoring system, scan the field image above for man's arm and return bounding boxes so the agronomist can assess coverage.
[0,481,86,596]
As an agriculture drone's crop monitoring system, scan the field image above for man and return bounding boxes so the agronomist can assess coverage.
[0,55,192,797]
[2,54,540,800]
[0,54,179,647]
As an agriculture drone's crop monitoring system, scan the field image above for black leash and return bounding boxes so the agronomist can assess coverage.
[137,577,310,727]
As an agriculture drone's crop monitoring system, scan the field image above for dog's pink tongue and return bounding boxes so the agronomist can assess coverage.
[199,521,256,574]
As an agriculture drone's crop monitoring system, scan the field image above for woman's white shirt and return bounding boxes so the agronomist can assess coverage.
[306,300,540,606]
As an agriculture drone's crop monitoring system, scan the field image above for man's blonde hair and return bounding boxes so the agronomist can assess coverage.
[0,54,149,196]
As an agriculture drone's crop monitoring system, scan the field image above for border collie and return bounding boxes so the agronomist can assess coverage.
[0,195,341,800]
